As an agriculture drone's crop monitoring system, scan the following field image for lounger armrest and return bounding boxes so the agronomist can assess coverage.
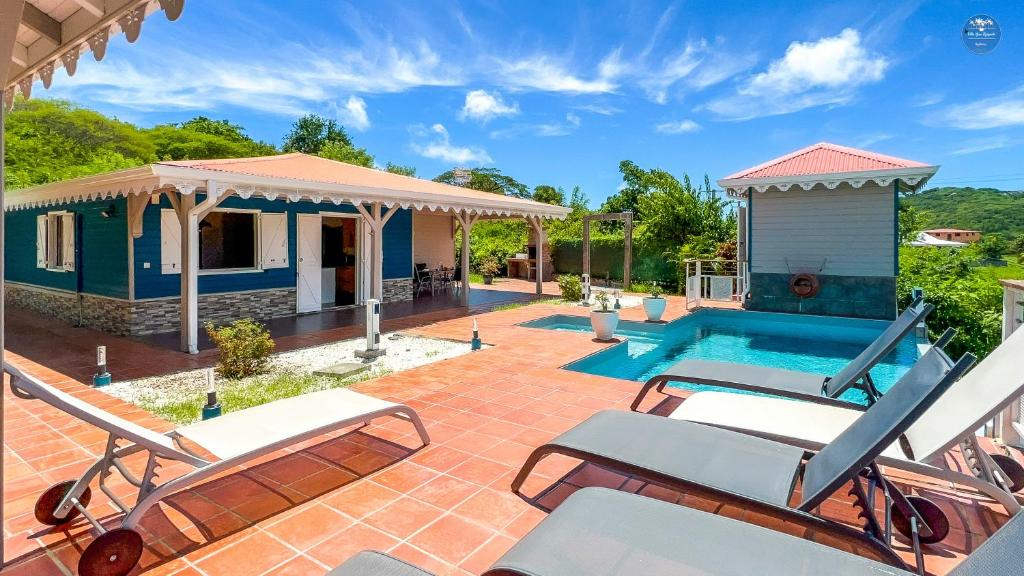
[327,551,436,576]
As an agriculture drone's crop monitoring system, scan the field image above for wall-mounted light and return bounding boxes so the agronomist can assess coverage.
[100,203,117,218]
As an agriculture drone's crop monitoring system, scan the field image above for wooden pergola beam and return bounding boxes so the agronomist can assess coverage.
[21,3,61,45]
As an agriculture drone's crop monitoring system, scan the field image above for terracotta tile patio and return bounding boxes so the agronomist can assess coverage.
[0,282,1014,575]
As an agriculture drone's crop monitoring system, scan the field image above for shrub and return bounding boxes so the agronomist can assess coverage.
[479,257,500,277]
[557,274,583,301]
[205,318,276,379]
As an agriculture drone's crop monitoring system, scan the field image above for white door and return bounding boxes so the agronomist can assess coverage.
[296,214,322,313]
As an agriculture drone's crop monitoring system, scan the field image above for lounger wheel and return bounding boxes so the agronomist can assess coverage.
[34,480,92,526]
[990,454,1024,493]
[891,496,949,545]
[79,528,143,576]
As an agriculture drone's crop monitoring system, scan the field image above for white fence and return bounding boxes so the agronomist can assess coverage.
[683,260,745,308]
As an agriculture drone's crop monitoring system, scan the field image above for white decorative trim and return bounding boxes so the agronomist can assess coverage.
[719,166,940,197]
[5,1,189,109]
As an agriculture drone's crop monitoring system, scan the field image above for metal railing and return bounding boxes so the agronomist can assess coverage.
[683,259,744,308]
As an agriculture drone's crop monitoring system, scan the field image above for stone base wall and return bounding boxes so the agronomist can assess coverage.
[383,278,413,302]
[747,273,896,320]
[6,283,133,335]
[131,288,298,334]
[6,283,298,336]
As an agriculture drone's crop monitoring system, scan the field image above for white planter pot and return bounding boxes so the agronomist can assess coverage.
[590,310,620,341]
[642,297,667,322]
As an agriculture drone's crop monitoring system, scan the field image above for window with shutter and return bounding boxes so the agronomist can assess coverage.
[36,215,47,268]
[259,213,288,269]
[161,209,182,274]
[60,213,75,271]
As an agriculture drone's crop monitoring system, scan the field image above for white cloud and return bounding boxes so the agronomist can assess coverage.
[494,50,623,94]
[460,89,518,122]
[912,91,944,107]
[338,96,370,131]
[49,37,462,116]
[950,135,1012,156]
[655,119,701,134]
[703,28,888,120]
[490,113,581,139]
[574,103,622,116]
[640,41,705,104]
[927,86,1024,130]
[411,123,492,164]
[852,133,893,148]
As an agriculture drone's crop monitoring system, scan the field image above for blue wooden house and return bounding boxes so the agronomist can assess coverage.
[4,153,567,352]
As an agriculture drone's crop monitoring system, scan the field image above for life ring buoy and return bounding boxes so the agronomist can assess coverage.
[789,273,820,298]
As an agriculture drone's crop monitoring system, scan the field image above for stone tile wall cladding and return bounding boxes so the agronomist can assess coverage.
[383,278,413,302]
[746,272,897,320]
[8,280,414,336]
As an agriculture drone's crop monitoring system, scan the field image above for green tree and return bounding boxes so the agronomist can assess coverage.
[434,167,530,198]
[147,116,276,161]
[281,114,352,154]
[898,204,921,244]
[975,233,1007,260]
[318,139,374,168]
[3,98,155,188]
[532,184,564,205]
[1010,233,1024,258]
[384,162,416,177]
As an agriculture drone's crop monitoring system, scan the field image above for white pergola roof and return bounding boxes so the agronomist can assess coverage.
[3,0,184,106]
[4,154,572,219]
[910,232,967,248]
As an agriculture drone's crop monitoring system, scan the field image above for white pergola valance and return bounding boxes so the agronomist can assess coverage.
[719,167,939,198]
[4,0,186,109]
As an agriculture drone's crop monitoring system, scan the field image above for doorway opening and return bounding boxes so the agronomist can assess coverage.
[321,216,359,307]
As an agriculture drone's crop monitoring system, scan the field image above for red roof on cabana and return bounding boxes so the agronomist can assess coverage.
[723,142,930,180]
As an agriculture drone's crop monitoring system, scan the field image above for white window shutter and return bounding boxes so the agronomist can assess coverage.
[259,212,288,269]
[161,209,182,274]
[60,213,76,271]
[36,215,47,268]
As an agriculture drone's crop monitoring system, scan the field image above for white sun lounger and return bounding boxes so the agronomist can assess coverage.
[5,362,429,576]
[667,326,1024,515]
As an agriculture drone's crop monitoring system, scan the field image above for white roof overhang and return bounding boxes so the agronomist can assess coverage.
[4,0,185,107]
[718,166,940,198]
[4,164,571,220]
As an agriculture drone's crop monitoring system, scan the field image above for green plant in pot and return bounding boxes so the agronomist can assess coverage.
[479,258,500,285]
[642,281,667,322]
[590,290,619,341]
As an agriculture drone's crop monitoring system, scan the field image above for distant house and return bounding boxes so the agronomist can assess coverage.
[923,228,981,243]
[719,142,939,320]
[910,232,967,247]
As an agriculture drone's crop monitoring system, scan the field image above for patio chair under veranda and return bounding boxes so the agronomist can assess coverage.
[5,363,430,576]
[630,295,933,411]
[663,324,1024,518]
[510,347,976,572]
[329,486,1020,576]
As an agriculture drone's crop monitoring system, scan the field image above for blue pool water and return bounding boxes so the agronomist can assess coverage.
[520,309,920,403]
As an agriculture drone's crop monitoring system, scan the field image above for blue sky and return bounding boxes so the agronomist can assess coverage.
[44,0,1024,204]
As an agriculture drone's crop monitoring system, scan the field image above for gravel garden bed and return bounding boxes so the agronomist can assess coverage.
[103,332,479,424]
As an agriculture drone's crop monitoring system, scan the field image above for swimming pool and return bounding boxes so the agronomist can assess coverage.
[520,309,921,403]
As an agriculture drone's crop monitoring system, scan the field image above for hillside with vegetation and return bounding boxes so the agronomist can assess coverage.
[902,186,1024,237]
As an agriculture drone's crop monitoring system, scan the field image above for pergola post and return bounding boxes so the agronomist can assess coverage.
[528,216,545,295]
[0,4,25,564]
[177,181,227,354]
[454,211,478,306]
[354,201,398,302]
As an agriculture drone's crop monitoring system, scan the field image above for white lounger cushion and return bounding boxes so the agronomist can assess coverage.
[174,388,401,460]
[670,392,908,461]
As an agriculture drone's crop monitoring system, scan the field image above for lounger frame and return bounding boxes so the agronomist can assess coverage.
[5,363,430,534]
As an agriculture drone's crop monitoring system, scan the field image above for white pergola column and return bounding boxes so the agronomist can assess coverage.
[354,201,398,301]
[454,211,478,307]
[174,181,227,354]
[0,4,23,564]
[527,216,546,295]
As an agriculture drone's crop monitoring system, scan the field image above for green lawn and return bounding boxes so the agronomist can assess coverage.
[974,254,1024,282]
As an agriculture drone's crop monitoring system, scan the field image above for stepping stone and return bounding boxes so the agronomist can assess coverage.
[314,362,371,379]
